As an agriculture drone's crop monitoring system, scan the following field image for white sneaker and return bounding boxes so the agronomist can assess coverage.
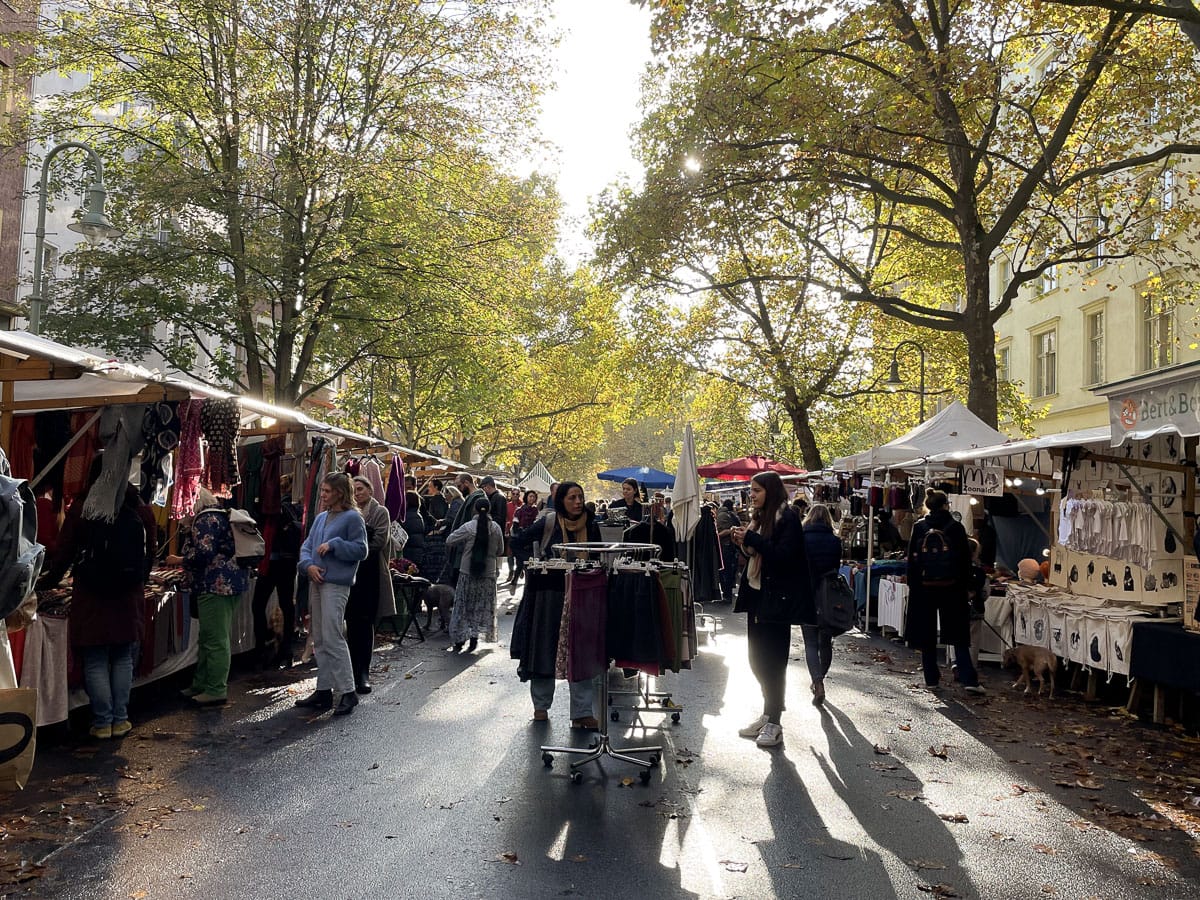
[755,723,783,747]
[964,684,987,695]
[738,714,769,738]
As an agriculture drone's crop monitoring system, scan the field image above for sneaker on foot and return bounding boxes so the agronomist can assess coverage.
[192,693,228,707]
[738,714,769,738]
[755,723,783,747]
[111,720,132,738]
[179,686,201,699]
[964,684,987,695]
[89,724,112,740]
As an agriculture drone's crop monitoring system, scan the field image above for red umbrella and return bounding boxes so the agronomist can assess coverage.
[696,454,806,481]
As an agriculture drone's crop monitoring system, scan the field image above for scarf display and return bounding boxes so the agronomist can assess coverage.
[200,397,241,493]
[171,399,206,520]
[83,405,146,523]
[139,402,180,504]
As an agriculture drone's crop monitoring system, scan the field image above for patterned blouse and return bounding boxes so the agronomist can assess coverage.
[182,509,251,597]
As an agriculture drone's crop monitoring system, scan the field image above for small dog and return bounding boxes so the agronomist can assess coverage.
[423,584,454,632]
[1003,645,1057,697]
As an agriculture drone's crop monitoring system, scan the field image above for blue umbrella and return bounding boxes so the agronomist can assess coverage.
[596,465,676,489]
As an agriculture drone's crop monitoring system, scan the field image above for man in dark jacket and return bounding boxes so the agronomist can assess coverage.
[906,489,983,694]
[481,476,508,536]
[443,473,486,584]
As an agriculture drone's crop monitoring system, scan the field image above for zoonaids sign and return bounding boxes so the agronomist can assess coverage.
[1106,374,1200,446]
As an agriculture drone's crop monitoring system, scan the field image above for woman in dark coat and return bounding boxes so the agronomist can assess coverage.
[731,471,813,748]
[905,488,982,693]
[509,481,603,729]
[346,476,397,695]
[46,481,156,740]
[401,490,427,572]
[505,490,541,587]
[801,504,843,707]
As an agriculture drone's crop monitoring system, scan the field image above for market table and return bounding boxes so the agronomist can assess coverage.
[1130,621,1200,723]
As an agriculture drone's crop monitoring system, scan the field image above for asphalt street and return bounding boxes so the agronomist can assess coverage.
[6,586,1200,900]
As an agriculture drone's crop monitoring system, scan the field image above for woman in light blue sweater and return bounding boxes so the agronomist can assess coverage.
[296,473,368,716]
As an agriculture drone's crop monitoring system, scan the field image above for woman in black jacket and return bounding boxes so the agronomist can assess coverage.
[731,471,813,748]
[401,490,427,572]
[509,482,604,729]
[906,488,982,693]
[801,504,843,707]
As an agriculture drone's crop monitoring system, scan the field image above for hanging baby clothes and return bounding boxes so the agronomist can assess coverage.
[171,399,206,520]
[200,397,241,492]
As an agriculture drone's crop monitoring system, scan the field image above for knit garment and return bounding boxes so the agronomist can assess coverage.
[362,457,386,505]
[83,405,146,523]
[171,399,206,520]
[385,455,405,523]
[200,397,241,493]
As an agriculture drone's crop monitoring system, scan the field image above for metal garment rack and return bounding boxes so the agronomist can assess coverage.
[536,542,666,785]
[606,560,691,726]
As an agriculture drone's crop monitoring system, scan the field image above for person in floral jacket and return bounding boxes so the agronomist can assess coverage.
[175,489,250,705]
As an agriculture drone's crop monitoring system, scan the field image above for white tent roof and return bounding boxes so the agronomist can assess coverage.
[891,425,1113,474]
[831,401,1010,473]
[518,461,555,495]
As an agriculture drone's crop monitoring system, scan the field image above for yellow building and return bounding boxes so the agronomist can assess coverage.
[993,181,1200,435]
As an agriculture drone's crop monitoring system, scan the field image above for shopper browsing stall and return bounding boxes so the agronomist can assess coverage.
[905,488,984,695]
[801,504,843,707]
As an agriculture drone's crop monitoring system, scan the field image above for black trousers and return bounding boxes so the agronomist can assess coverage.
[345,615,375,685]
[747,616,792,724]
[252,559,296,661]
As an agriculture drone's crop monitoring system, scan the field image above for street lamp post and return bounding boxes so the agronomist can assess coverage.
[28,141,122,335]
[885,339,927,424]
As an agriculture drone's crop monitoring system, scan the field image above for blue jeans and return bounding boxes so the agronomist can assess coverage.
[82,642,135,727]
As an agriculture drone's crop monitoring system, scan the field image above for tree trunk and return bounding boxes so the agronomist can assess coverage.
[963,264,999,428]
[785,402,823,471]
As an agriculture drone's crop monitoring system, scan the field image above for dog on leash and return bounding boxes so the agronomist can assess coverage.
[1002,645,1057,697]
[423,584,454,632]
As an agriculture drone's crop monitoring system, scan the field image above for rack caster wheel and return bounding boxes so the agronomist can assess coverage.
[639,769,652,785]
[671,712,681,724]
[610,710,620,722]
[570,771,583,785]
[649,754,660,767]
[542,752,553,767]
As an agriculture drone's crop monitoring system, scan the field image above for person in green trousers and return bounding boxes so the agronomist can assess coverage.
[170,489,251,706]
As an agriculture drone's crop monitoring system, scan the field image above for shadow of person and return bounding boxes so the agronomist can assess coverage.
[813,702,981,898]
[756,749,893,895]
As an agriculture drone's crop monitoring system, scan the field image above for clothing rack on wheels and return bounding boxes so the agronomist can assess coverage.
[536,541,684,785]
[606,557,691,726]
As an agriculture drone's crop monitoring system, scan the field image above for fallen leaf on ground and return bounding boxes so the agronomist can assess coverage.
[571,854,588,863]
[1011,784,1041,796]
[939,813,969,823]
[1032,844,1059,855]
[719,860,749,872]
[887,790,926,802]
[929,745,950,760]
[989,832,1015,842]
[1075,778,1104,790]
[781,862,804,869]
[908,859,948,870]
[874,744,892,755]
[1042,887,1056,894]
[498,852,520,865]
[620,777,635,787]
[899,724,912,731]
[916,883,960,897]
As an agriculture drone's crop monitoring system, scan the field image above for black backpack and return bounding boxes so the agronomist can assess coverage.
[75,504,147,590]
[815,571,856,635]
[917,527,958,587]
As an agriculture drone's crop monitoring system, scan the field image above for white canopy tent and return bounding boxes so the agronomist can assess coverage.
[518,461,555,495]
[831,401,1010,473]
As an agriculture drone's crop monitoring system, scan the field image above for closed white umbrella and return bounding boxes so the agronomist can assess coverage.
[671,424,701,542]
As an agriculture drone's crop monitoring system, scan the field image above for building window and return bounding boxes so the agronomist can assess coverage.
[1085,216,1106,270]
[997,346,1010,384]
[1086,310,1104,385]
[1034,329,1057,397]
[1039,265,1058,295]
[1143,295,1174,370]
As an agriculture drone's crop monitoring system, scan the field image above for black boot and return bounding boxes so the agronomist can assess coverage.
[333,692,359,716]
[467,637,478,653]
[295,689,333,710]
[355,677,372,695]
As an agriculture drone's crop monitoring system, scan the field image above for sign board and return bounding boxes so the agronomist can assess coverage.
[962,464,1004,497]
[1185,559,1200,634]
[1107,375,1200,446]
